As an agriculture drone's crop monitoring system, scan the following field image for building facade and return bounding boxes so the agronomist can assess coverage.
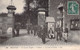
[49,0,80,43]
[49,0,80,30]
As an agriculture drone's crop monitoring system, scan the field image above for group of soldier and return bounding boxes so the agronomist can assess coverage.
[13,23,20,37]
[37,24,69,44]
[12,23,68,44]
[56,26,68,42]
[48,25,69,43]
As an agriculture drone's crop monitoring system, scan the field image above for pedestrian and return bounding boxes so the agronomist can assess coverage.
[31,25,33,34]
[40,25,46,44]
[63,24,68,42]
[12,23,18,37]
[13,28,16,37]
[56,25,62,41]
[27,25,30,34]
[34,26,37,36]
[48,28,55,39]
[15,23,20,36]
[37,25,42,38]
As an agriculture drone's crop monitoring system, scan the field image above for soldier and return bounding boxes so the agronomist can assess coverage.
[13,23,17,37]
[30,25,33,34]
[37,25,42,38]
[63,24,68,42]
[48,28,55,39]
[15,23,20,36]
[33,26,37,36]
[27,25,30,34]
[40,25,46,44]
[56,25,62,41]
[13,28,16,37]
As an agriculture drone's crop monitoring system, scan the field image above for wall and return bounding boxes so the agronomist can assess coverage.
[0,17,9,35]
[0,17,3,34]
[0,15,14,37]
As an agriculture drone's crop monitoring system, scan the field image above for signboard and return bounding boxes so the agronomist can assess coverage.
[67,1,79,15]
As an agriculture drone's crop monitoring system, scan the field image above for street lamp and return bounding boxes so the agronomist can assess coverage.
[57,3,65,32]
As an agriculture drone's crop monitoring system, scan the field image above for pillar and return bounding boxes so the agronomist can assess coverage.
[38,8,46,26]
[7,5,16,37]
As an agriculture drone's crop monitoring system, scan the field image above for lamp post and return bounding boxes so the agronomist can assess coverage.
[57,3,65,32]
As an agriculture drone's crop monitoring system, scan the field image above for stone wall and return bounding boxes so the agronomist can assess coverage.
[0,16,14,37]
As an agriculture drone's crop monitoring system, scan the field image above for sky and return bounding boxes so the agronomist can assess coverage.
[0,0,25,14]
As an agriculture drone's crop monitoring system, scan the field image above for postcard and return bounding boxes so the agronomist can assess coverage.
[0,0,80,50]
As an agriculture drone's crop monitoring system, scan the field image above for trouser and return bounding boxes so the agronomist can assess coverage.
[31,30,34,34]
[34,30,38,36]
[29,30,33,34]
[34,30,36,35]
[57,32,62,40]
[13,29,16,37]
[16,30,19,36]
[28,30,30,34]
[42,35,46,44]
[38,32,41,38]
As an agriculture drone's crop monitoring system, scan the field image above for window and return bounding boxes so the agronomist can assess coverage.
[70,19,79,30]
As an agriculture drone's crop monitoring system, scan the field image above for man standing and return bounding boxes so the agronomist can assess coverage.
[63,24,68,42]
[27,25,30,34]
[37,25,42,38]
[15,23,20,36]
[48,28,55,39]
[34,26,37,36]
[40,25,46,44]
[56,25,62,41]
[13,28,16,37]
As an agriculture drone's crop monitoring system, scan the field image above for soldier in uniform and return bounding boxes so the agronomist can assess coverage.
[15,23,20,36]
[33,26,37,36]
[48,28,55,39]
[12,22,15,37]
[63,24,68,42]
[40,25,46,44]
[27,25,30,34]
[56,25,62,41]
[37,25,42,38]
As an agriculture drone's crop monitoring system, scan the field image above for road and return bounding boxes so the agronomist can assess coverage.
[0,29,79,46]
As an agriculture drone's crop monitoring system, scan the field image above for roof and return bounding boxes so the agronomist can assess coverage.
[37,8,47,11]
[46,17,55,22]
[7,5,16,10]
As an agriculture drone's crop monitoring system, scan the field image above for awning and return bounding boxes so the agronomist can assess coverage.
[46,17,55,22]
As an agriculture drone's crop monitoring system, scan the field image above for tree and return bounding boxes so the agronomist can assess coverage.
[23,0,48,25]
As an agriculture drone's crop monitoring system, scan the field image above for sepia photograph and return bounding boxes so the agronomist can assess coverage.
[0,0,80,47]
